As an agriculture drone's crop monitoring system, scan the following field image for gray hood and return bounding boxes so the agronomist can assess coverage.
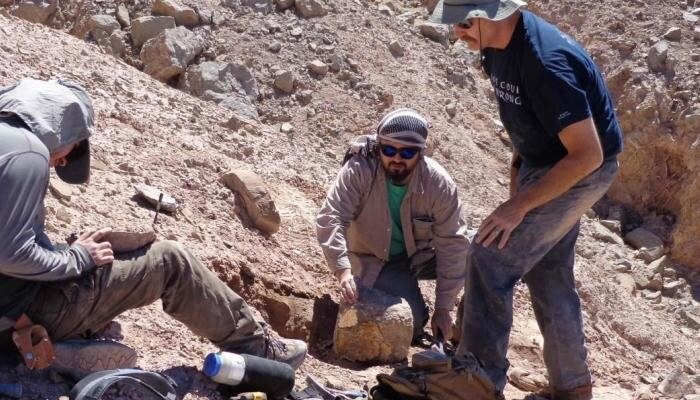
[0,78,94,183]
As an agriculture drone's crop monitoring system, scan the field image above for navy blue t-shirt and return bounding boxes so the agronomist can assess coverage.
[483,11,622,167]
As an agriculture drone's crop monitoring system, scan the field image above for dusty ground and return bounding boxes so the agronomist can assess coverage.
[0,0,699,398]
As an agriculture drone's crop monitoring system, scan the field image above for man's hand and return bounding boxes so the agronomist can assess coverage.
[431,308,453,342]
[74,228,114,266]
[334,269,359,305]
[475,198,529,249]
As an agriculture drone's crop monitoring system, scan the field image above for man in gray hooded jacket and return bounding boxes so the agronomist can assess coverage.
[0,78,306,373]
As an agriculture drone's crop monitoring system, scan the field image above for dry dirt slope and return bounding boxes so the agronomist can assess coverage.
[0,0,699,398]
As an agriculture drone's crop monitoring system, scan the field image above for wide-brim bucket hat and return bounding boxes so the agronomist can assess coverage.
[430,0,527,25]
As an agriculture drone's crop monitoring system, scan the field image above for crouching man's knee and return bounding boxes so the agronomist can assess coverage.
[147,240,198,275]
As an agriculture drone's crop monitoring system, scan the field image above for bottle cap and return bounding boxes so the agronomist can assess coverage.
[203,353,222,378]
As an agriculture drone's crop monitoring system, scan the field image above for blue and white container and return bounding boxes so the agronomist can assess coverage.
[203,352,247,385]
[202,352,294,399]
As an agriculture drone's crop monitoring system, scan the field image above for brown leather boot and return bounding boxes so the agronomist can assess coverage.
[551,385,593,400]
[525,385,593,400]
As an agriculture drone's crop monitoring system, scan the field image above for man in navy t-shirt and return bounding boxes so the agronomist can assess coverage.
[431,1,623,399]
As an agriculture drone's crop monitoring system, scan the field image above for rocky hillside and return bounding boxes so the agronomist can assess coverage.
[528,0,700,273]
[0,0,699,399]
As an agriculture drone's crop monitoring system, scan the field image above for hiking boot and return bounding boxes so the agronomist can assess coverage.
[262,328,307,370]
[53,340,137,378]
[524,385,593,400]
[508,367,550,393]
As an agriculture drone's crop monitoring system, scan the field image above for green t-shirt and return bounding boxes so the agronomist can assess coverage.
[387,181,408,257]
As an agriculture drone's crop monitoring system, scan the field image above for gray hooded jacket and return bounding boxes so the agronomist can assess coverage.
[0,78,95,319]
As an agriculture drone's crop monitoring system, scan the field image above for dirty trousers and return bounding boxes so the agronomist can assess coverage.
[373,255,437,340]
[458,159,618,392]
[25,241,265,354]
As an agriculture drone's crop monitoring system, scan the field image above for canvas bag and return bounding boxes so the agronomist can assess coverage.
[370,350,500,400]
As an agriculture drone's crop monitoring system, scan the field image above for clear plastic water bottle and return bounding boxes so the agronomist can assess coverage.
[202,352,294,399]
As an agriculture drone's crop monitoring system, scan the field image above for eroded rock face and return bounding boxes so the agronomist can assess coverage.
[220,169,281,235]
[140,27,205,81]
[333,288,413,363]
[605,78,700,268]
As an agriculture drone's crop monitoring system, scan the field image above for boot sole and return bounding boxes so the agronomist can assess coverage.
[53,340,137,378]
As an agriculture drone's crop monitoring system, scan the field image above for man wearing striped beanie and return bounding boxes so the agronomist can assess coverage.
[317,109,469,343]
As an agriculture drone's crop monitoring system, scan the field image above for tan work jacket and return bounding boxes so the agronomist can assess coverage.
[316,152,469,310]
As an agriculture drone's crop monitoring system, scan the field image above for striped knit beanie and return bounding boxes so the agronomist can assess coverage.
[376,108,429,148]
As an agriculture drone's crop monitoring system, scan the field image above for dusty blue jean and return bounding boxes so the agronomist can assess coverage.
[373,255,433,340]
[457,159,618,392]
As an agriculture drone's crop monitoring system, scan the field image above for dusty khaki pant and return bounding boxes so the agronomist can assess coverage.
[25,241,265,354]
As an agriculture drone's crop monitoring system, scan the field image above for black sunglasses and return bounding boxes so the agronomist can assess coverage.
[380,144,420,160]
[456,19,473,29]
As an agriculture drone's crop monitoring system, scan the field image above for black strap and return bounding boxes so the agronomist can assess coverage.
[69,369,178,400]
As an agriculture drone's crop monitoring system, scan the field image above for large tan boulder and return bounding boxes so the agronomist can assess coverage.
[220,169,281,235]
[152,0,199,27]
[130,16,176,47]
[333,288,413,363]
[140,27,205,81]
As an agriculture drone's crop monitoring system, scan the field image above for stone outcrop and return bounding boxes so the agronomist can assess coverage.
[140,27,205,81]
[333,288,413,363]
[603,47,700,270]
[220,169,281,235]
